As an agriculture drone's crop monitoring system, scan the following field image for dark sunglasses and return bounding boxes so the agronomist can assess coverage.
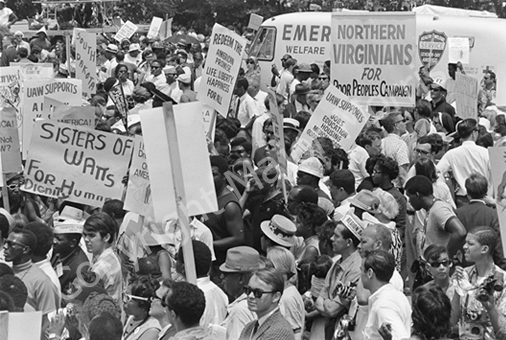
[246,60,255,64]
[244,286,275,299]
[429,260,452,268]
[431,88,441,92]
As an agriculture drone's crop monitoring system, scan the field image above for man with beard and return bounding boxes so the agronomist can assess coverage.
[204,156,244,282]
[240,166,289,253]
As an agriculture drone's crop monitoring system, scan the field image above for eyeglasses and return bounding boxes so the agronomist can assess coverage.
[414,148,430,155]
[5,240,29,249]
[319,77,328,80]
[429,260,452,268]
[149,296,167,307]
[281,58,288,62]
[246,60,255,64]
[431,88,441,92]
[123,293,150,303]
[151,66,160,69]
[244,286,276,299]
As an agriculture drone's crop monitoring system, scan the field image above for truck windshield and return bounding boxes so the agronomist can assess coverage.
[249,27,276,61]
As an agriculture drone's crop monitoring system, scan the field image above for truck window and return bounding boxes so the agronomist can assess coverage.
[249,27,276,61]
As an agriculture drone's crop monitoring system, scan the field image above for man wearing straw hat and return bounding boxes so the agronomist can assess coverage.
[260,214,297,252]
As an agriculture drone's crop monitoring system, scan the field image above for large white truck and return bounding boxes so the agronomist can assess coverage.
[249,5,506,95]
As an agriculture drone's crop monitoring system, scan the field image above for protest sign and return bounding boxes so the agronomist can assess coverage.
[455,72,479,120]
[147,17,163,39]
[19,63,54,80]
[202,104,216,140]
[75,30,97,97]
[0,66,21,121]
[159,18,173,41]
[269,94,287,175]
[108,84,129,125]
[495,63,506,107]
[487,147,506,257]
[248,13,263,31]
[448,37,470,64]
[140,103,218,220]
[22,79,82,158]
[197,23,247,116]
[331,12,417,107]
[51,105,95,128]
[113,20,138,42]
[0,108,22,173]
[124,135,153,217]
[291,85,370,162]
[23,120,133,206]
[0,311,42,340]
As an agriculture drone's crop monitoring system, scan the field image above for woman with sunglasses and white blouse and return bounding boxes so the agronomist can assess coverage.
[123,276,161,340]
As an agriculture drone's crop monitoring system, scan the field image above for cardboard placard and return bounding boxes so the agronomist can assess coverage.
[269,94,287,175]
[22,120,134,207]
[0,66,22,123]
[139,102,218,220]
[124,135,153,217]
[0,311,42,340]
[108,84,129,120]
[488,147,506,257]
[331,12,417,107]
[248,13,264,31]
[147,17,163,40]
[113,20,138,42]
[19,63,54,80]
[202,104,216,140]
[291,85,370,162]
[448,37,470,64]
[75,30,97,97]
[159,18,173,41]
[197,23,247,116]
[495,63,506,107]
[455,72,479,120]
[21,79,83,158]
[50,105,95,128]
[0,107,22,174]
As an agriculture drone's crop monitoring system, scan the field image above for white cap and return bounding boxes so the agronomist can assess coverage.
[298,156,324,178]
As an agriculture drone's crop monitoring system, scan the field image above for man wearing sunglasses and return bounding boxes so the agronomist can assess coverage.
[4,228,59,337]
[430,81,456,125]
[239,268,294,340]
[220,246,262,340]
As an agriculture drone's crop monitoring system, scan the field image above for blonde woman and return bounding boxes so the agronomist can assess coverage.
[267,246,305,340]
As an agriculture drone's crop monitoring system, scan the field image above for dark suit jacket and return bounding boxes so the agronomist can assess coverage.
[238,309,295,340]
[456,201,506,269]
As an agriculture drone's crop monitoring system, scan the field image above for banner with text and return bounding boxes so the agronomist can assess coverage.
[159,18,173,41]
[50,105,95,128]
[487,147,506,257]
[19,63,54,80]
[291,85,370,162]
[0,66,22,128]
[269,94,287,175]
[0,107,22,173]
[197,23,247,116]
[75,30,97,97]
[455,72,479,120]
[22,79,82,157]
[23,121,133,206]
[331,12,416,107]
[114,21,138,42]
[147,17,163,39]
[124,135,153,216]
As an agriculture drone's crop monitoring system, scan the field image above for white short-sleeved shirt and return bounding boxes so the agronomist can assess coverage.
[0,7,13,26]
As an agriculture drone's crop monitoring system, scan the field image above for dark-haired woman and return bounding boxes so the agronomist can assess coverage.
[123,276,161,340]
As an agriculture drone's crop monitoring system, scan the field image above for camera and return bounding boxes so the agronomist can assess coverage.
[476,271,504,302]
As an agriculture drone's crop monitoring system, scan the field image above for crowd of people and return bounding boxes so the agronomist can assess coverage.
[1,4,506,340]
